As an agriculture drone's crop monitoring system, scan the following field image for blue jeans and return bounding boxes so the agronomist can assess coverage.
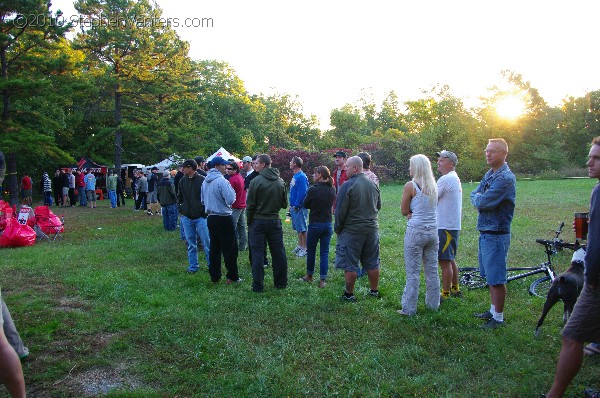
[180,215,211,272]
[108,190,117,208]
[162,204,178,231]
[306,222,332,280]
[179,220,186,240]
[249,219,287,291]
[77,187,87,206]
[44,191,52,206]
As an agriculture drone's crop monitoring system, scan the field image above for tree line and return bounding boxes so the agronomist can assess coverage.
[1,0,599,203]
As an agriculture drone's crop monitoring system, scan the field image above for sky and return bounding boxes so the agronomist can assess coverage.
[50,0,600,129]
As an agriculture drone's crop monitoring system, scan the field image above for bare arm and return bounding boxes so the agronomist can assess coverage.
[400,181,414,217]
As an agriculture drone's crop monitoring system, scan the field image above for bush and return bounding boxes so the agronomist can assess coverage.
[268,147,332,185]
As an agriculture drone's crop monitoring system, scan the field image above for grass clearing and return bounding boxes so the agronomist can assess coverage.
[1,179,599,397]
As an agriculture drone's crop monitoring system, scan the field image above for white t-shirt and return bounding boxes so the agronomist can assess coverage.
[436,170,462,230]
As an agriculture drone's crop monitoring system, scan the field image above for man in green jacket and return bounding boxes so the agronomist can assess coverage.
[247,154,288,292]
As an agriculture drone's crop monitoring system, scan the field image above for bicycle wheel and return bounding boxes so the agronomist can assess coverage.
[458,267,488,289]
[529,275,551,298]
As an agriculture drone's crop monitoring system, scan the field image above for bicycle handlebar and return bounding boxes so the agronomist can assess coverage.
[535,238,583,251]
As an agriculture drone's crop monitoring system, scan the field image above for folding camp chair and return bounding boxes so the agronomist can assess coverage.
[33,206,65,242]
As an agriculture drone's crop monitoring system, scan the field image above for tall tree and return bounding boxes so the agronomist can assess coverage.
[73,0,193,169]
[0,0,71,204]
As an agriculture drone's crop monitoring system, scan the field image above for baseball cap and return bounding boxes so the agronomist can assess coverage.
[333,151,347,158]
[242,156,252,162]
[163,170,170,177]
[210,156,230,167]
[436,150,458,166]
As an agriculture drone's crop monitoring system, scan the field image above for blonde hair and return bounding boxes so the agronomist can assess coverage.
[489,138,508,153]
[410,154,437,201]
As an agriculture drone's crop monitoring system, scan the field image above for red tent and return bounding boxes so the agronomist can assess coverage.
[61,157,108,190]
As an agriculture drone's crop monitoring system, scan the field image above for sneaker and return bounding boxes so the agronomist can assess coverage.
[584,388,600,398]
[18,347,29,360]
[340,292,356,302]
[226,278,243,284]
[292,246,301,254]
[474,310,493,320]
[480,318,504,329]
[186,269,198,274]
[296,249,307,257]
[147,210,153,216]
[368,289,380,298]
[396,309,414,317]
[584,343,600,355]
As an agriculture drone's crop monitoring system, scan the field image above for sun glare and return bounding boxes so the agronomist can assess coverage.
[495,95,526,120]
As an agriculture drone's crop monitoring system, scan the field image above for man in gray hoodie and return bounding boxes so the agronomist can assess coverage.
[202,157,240,283]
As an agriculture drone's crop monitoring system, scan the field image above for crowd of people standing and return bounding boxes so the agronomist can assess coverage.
[4,137,600,397]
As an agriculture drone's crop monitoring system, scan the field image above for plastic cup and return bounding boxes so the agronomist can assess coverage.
[574,212,589,240]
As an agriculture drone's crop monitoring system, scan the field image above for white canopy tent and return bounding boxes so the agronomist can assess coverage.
[206,147,241,163]
[145,154,183,172]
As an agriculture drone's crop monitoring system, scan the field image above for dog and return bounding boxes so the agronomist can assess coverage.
[534,248,585,337]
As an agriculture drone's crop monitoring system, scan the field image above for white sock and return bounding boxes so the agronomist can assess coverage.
[490,305,496,315]
[493,312,504,322]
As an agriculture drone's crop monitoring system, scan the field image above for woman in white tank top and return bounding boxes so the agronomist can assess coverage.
[398,154,441,316]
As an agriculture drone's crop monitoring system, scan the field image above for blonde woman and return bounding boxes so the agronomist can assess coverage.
[398,154,440,316]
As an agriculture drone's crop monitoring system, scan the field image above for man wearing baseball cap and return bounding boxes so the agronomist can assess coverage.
[435,150,462,301]
[332,151,348,193]
[202,156,240,283]
[241,156,253,179]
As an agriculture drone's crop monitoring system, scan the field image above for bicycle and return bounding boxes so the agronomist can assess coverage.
[459,222,582,298]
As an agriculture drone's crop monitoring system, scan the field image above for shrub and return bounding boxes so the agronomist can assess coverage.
[268,147,331,185]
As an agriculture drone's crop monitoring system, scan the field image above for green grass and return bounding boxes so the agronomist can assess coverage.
[1,179,599,397]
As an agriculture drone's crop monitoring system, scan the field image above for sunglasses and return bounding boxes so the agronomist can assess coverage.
[226,168,234,170]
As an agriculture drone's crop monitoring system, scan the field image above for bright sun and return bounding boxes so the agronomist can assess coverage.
[495,95,526,120]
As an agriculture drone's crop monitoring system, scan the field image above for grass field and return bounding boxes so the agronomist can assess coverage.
[1,178,599,397]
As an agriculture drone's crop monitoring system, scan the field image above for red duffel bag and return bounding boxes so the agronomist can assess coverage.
[0,218,36,248]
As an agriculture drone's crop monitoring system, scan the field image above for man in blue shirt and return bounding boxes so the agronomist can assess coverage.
[84,170,97,209]
[470,138,516,329]
[289,156,309,257]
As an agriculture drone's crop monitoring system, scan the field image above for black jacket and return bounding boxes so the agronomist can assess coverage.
[303,182,336,224]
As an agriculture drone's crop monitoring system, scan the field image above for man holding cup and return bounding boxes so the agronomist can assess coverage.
[546,137,600,397]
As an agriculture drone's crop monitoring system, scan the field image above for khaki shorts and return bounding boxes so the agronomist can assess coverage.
[562,284,600,343]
